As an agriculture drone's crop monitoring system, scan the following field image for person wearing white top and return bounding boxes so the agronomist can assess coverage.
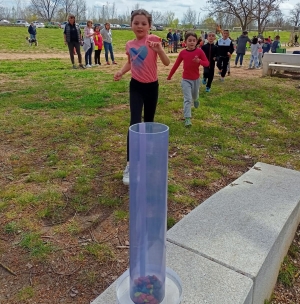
[83,20,95,67]
[248,37,262,69]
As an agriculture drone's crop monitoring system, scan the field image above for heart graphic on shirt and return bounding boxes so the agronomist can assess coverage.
[130,46,148,66]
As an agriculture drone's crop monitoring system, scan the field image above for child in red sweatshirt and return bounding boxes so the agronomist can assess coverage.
[93,25,103,65]
[167,31,209,127]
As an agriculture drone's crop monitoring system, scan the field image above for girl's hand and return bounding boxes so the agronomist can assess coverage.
[114,71,123,81]
[147,40,163,53]
[192,56,200,63]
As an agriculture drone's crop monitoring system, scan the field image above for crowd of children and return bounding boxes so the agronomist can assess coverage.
[64,10,283,185]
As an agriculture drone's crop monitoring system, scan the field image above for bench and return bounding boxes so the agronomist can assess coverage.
[262,53,300,76]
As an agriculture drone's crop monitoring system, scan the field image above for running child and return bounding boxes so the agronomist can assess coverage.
[114,9,170,185]
[167,31,209,127]
[201,32,218,92]
[216,29,234,82]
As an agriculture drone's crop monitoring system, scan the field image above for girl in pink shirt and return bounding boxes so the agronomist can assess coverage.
[167,32,209,127]
[114,9,170,185]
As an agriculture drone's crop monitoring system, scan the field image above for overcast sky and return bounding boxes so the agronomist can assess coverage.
[2,0,299,21]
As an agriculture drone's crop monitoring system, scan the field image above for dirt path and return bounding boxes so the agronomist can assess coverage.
[0,46,299,60]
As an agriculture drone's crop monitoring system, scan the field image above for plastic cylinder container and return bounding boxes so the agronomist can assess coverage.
[129,122,169,304]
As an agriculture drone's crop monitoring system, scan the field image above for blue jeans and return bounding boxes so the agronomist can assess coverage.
[103,41,114,62]
[249,55,259,68]
[85,43,94,65]
[235,53,244,65]
[30,34,36,40]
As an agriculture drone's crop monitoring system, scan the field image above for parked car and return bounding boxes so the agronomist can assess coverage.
[154,24,163,31]
[94,23,104,29]
[60,21,68,29]
[120,24,131,28]
[0,19,10,24]
[112,24,121,28]
[46,21,61,28]
[79,22,87,28]
[151,25,156,31]
[33,21,45,28]
[16,20,29,27]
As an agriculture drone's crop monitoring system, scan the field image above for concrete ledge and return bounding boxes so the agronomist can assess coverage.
[91,242,253,304]
[167,162,300,303]
[92,163,300,303]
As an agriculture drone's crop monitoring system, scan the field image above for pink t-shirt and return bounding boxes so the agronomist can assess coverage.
[126,34,161,83]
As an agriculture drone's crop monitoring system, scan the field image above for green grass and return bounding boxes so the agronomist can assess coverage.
[0,26,294,55]
[0,29,299,301]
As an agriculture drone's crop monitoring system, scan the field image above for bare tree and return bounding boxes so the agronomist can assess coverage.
[163,10,175,27]
[290,3,300,26]
[73,0,86,21]
[182,7,196,27]
[30,0,61,21]
[150,10,162,24]
[251,0,283,32]
[109,2,117,20]
[60,0,75,20]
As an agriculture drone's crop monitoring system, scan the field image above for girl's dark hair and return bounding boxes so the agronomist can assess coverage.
[252,37,258,44]
[131,9,152,25]
[185,31,197,41]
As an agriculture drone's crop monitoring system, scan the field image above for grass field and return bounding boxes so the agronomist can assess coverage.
[0,26,293,54]
[0,26,299,303]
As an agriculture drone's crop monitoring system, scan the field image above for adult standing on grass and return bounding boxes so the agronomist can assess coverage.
[113,9,170,185]
[234,31,251,67]
[100,23,117,65]
[63,14,85,69]
[83,20,95,68]
[28,22,36,40]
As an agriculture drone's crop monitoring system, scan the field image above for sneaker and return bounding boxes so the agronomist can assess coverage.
[206,87,210,92]
[239,65,243,68]
[220,77,224,82]
[113,61,117,65]
[106,62,110,65]
[255,67,262,69]
[79,64,86,69]
[194,100,199,108]
[202,78,207,85]
[184,118,192,127]
[86,64,92,68]
[72,65,78,69]
[123,165,129,185]
[227,71,230,76]
[218,71,221,75]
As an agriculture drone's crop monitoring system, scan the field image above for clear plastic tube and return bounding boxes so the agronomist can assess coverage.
[129,122,169,304]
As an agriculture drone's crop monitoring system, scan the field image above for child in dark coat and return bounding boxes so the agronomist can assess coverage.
[201,32,218,92]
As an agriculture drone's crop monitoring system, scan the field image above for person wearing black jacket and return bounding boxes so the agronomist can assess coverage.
[215,29,234,81]
[201,32,218,92]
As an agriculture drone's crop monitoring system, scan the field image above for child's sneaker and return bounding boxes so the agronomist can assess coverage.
[202,78,207,85]
[72,65,78,69]
[106,61,110,65]
[86,64,92,68]
[206,87,210,92]
[123,165,129,185]
[227,71,230,76]
[220,77,224,82]
[184,118,192,127]
[194,100,199,108]
[113,61,117,65]
[79,64,86,69]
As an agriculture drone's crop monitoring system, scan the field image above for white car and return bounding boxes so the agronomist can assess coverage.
[60,21,68,29]
[0,19,10,24]
[16,20,29,27]
[33,21,45,28]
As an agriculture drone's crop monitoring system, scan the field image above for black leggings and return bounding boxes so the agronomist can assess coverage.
[94,50,101,64]
[217,56,229,78]
[127,78,159,161]
[203,64,215,88]
[67,41,82,65]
